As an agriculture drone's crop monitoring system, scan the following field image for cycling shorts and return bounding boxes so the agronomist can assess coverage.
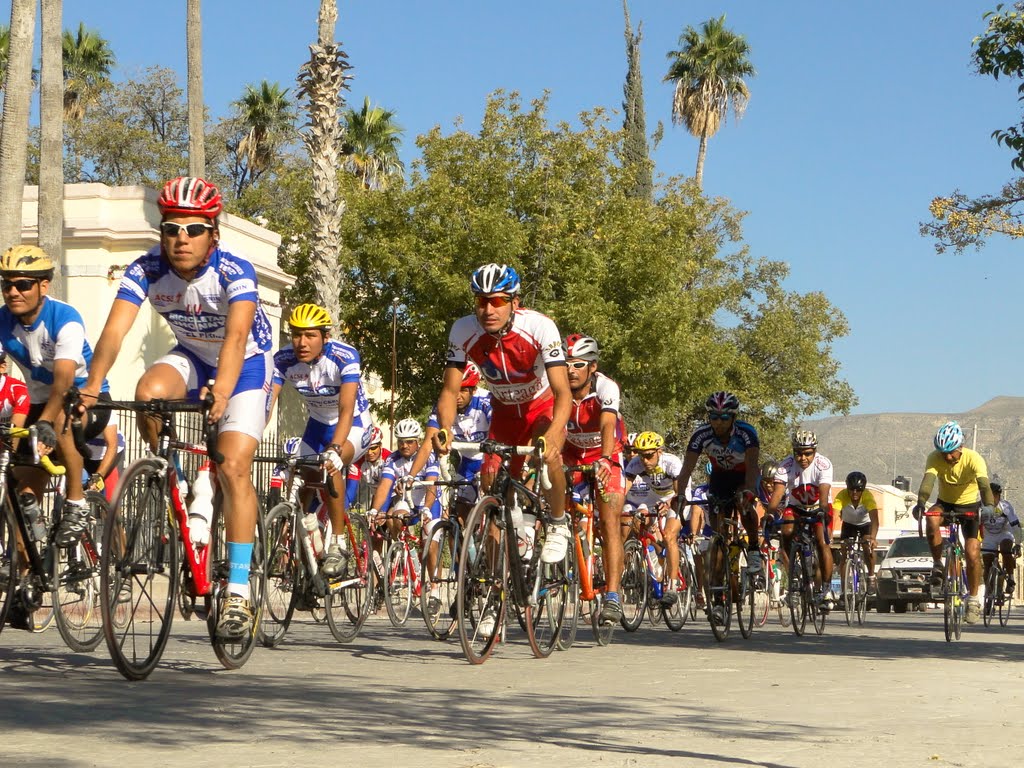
[840,521,872,541]
[928,500,981,540]
[156,346,272,441]
[485,393,554,476]
[566,463,625,500]
[21,393,112,459]
[300,417,370,464]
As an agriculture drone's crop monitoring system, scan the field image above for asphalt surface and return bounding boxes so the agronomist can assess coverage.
[2,604,1023,767]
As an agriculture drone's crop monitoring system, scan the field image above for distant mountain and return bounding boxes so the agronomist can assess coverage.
[805,397,1024,495]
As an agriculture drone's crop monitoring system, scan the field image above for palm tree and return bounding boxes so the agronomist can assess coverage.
[39,0,65,298]
[296,0,352,329]
[0,25,9,88]
[664,15,754,188]
[0,0,36,250]
[186,0,204,177]
[341,96,405,190]
[236,81,293,180]
[62,21,114,123]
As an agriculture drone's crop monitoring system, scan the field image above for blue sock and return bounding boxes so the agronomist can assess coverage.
[605,591,620,603]
[227,541,253,600]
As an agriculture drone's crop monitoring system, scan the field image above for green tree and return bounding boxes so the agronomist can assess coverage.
[923,3,1024,252]
[233,80,294,195]
[621,0,651,200]
[664,15,754,189]
[62,21,115,123]
[341,96,406,190]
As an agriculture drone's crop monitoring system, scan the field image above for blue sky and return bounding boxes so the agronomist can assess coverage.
[54,0,1021,416]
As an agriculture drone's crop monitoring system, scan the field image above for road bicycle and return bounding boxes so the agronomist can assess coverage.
[90,394,266,680]
[451,438,573,664]
[259,452,374,646]
[922,511,970,642]
[0,424,109,652]
[785,507,827,637]
[761,522,790,628]
[695,492,759,641]
[982,543,1017,628]
[839,531,870,627]
[620,508,692,632]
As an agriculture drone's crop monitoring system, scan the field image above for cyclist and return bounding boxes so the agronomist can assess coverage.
[622,432,638,468]
[686,463,713,609]
[981,480,1019,596]
[368,418,440,543]
[767,430,835,608]
[0,350,29,428]
[675,391,761,574]
[80,176,272,639]
[268,303,372,579]
[834,470,879,593]
[82,414,126,503]
[0,245,111,546]
[560,334,626,623]
[624,430,688,606]
[346,425,391,511]
[912,421,994,625]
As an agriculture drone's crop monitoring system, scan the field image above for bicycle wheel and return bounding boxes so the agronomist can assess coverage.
[943,545,960,642]
[525,542,568,659]
[674,554,696,628]
[999,570,1013,627]
[0,500,17,634]
[556,536,579,651]
[855,560,869,626]
[776,559,791,628]
[325,513,374,642]
[706,536,732,642]
[807,547,826,636]
[259,503,299,647]
[420,520,458,641]
[619,539,647,632]
[843,556,857,627]
[589,548,614,647]
[53,492,108,652]
[208,502,265,670]
[456,496,507,664]
[736,558,755,639]
[383,539,414,627]
[100,458,178,681]
[788,543,807,637]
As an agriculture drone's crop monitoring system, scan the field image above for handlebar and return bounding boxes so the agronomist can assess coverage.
[1,425,66,476]
[450,438,551,491]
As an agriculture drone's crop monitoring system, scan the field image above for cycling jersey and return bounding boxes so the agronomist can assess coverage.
[982,499,1020,539]
[83,412,126,465]
[427,388,493,467]
[379,452,440,513]
[564,371,624,462]
[774,453,834,510]
[273,339,372,429]
[346,447,392,507]
[445,308,565,413]
[625,452,683,510]
[834,488,878,526]
[0,298,110,403]
[0,374,29,422]
[923,447,988,505]
[117,245,273,367]
[687,420,759,476]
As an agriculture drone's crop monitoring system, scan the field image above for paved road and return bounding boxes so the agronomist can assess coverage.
[2,606,1023,768]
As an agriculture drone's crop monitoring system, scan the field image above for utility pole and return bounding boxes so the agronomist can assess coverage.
[972,424,994,451]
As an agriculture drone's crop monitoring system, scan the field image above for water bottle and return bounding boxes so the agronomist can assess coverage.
[509,499,527,555]
[578,525,591,561]
[188,462,214,547]
[410,546,422,576]
[372,548,385,579]
[646,543,663,581]
[521,513,537,561]
[171,452,189,508]
[303,512,325,559]
[21,492,46,541]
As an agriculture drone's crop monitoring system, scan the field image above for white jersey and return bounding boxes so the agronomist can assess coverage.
[774,454,834,510]
[982,499,1020,538]
[428,389,493,463]
[381,452,440,509]
[117,245,273,367]
[625,452,683,509]
[273,339,371,429]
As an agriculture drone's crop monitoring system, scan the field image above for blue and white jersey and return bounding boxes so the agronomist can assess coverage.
[273,339,371,429]
[686,420,760,477]
[380,452,440,511]
[116,245,273,367]
[0,298,109,403]
[427,389,493,464]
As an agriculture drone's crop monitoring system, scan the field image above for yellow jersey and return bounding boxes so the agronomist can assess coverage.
[835,488,878,526]
[923,447,988,505]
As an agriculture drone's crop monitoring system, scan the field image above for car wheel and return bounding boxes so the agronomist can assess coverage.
[893,601,908,614]
[875,599,891,613]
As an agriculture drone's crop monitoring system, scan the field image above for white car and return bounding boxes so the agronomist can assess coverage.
[875,533,936,613]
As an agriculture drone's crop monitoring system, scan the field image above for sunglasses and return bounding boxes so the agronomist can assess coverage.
[639,451,658,460]
[160,221,214,238]
[567,360,590,370]
[795,450,816,458]
[707,412,733,421]
[1,278,39,293]
[475,294,513,309]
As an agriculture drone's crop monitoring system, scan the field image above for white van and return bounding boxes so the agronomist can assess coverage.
[875,532,934,613]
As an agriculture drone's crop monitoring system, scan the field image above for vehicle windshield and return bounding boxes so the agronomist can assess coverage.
[885,537,932,558]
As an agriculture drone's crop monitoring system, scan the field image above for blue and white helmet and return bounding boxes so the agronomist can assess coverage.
[934,421,964,453]
[470,263,521,295]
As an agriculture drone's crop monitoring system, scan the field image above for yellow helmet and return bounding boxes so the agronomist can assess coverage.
[632,431,664,451]
[288,303,333,331]
[0,245,54,276]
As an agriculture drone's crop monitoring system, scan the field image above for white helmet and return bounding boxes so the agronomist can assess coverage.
[394,418,423,440]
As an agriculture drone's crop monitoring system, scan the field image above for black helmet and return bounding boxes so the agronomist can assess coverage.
[991,481,1003,494]
[846,471,867,491]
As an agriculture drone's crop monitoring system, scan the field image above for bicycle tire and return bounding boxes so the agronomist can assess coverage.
[100,458,178,681]
[843,556,857,627]
[456,496,507,664]
[383,539,414,627]
[807,545,826,636]
[736,557,755,639]
[619,539,647,632]
[259,503,299,647]
[589,548,614,647]
[525,543,568,659]
[556,537,579,651]
[788,542,807,636]
[0,499,17,635]
[999,571,1013,627]
[208,501,265,670]
[53,492,108,652]
[325,513,374,642]
[855,560,869,626]
[674,554,696,629]
[943,543,960,642]
[776,561,791,628]
[706,536,732,642]
[983,564,997,628]
[420,519,458,641]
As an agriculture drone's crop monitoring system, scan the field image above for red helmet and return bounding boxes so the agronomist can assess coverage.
[369,426,384,446]
[462,361,481,389]
[157,176,223,219]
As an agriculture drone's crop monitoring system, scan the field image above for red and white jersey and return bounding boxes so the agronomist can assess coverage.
[446,308,565,411]
[0,374,29,423]
[774,453,834,510]
[564,371,623,461]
